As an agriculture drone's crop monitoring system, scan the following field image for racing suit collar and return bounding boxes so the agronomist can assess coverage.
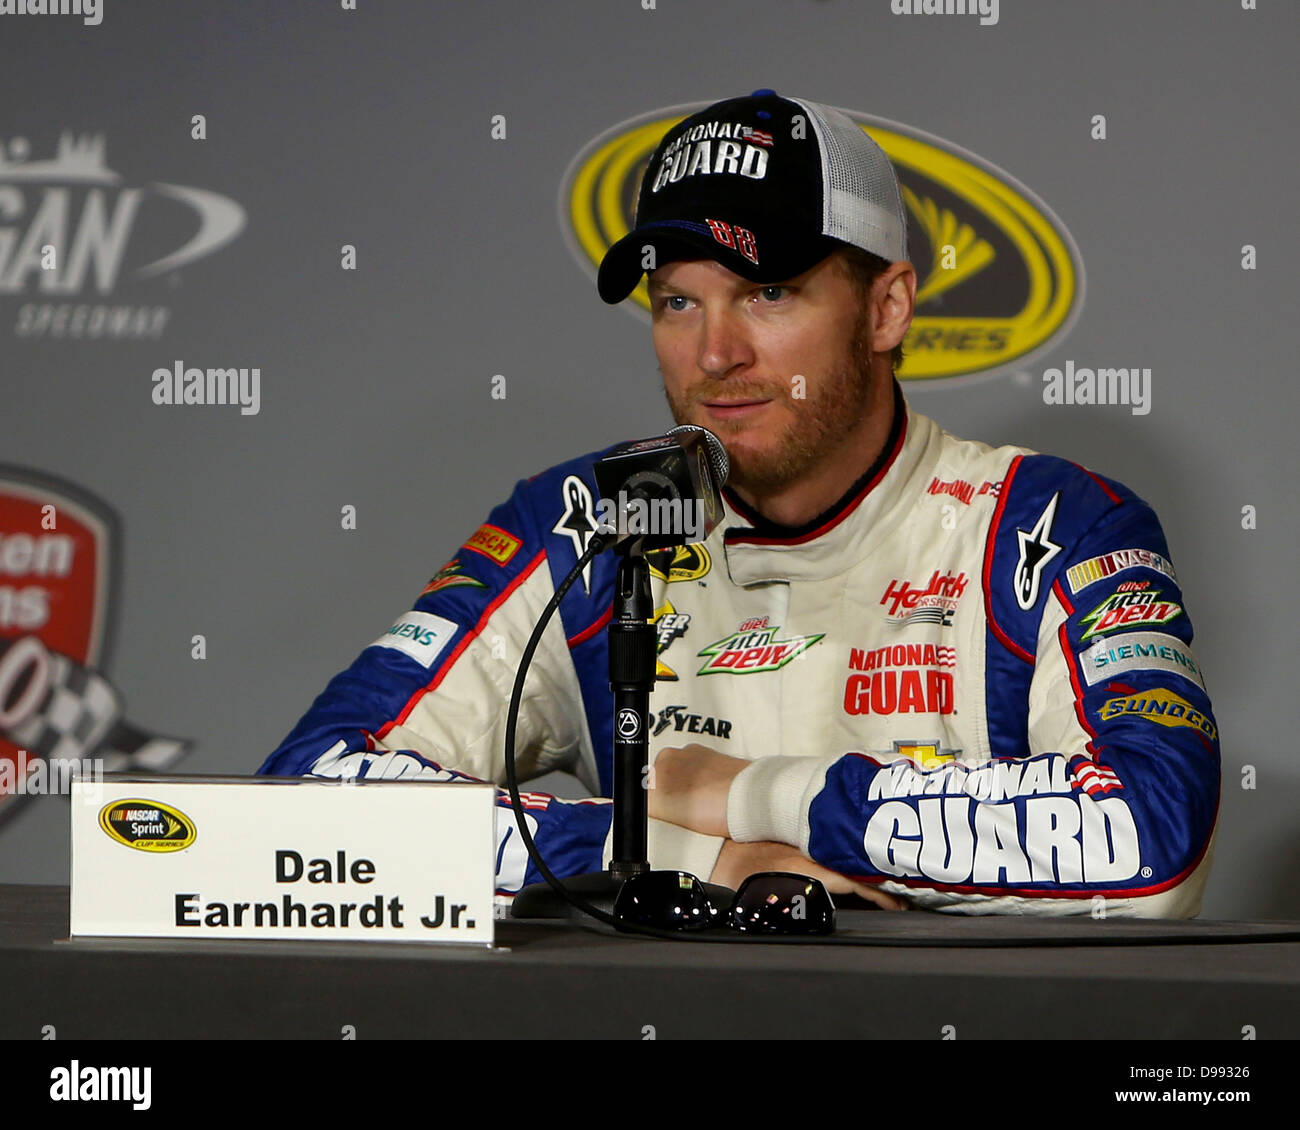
[720,386,941,584]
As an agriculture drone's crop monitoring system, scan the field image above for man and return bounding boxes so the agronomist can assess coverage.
[260,91,1219,916]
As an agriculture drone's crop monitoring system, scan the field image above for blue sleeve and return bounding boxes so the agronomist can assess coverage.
[805,461,1219,916]
[257,467,617,896]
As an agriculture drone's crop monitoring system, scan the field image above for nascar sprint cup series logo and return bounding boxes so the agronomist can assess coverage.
[0,132,246,340]
[0,466,191,823]
[562,103,1082,383]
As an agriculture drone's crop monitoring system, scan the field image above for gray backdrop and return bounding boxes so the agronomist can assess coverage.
[1,0,1295,920]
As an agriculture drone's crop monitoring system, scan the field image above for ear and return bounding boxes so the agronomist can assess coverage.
[871,262,917,353]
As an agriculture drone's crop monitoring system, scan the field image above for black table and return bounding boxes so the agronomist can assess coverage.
[3,885,1298,1039]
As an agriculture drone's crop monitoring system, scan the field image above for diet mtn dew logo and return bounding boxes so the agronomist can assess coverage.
[0,132,247,340]
[562,104,1083,384]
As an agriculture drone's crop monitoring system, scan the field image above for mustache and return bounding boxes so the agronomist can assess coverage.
[686,383,784,405]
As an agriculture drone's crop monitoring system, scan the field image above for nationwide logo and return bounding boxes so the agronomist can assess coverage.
[420,558,486,597]
[843,642,956,717]
[880,570,966,626]
[1079,589,1182,640]
[1066,547,1178,594]
[563,105,1082,383]
[0,133,246,340]
[0,466,191,823]
[98,798,196,853]
[697,616,822,675]
[1098,687,1217,742]
[651,598,690,681]
[652,704,733,741]
[646,542,711,584]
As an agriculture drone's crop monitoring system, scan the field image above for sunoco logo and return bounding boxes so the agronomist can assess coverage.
[98,798,196,852]
[0,133,246,339]
[562,104,1082,383]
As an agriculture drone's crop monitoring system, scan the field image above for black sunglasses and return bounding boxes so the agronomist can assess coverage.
[613,869,835,935]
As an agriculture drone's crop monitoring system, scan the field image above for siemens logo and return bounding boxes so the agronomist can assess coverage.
[370,611,457,668]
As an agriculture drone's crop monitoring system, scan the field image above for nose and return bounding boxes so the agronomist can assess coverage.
[696,305,755,379]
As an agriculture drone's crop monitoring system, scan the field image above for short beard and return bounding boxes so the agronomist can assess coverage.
[663,304,878,498]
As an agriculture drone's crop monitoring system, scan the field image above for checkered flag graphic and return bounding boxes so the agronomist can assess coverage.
[0,635,190,778]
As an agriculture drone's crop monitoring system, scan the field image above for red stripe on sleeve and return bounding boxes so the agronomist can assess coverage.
[981,455,1034,665]
[376,549,548,740]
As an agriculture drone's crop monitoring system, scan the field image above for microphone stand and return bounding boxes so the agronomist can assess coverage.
[511,540,654,916]
[511,535,733,919]
[510,427,734,921]
[607,543,654,883]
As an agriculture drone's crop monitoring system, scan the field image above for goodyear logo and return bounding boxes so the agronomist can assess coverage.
[1098,688,1217,742]
[99,799,196,852]
[563,106,1082,383]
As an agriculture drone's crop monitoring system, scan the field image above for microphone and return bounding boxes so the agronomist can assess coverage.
[592,425,729,551]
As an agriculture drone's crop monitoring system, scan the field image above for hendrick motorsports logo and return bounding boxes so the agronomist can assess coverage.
[562,103,1082,383]
[98,798,196,852]
[0,465,192,824]
[0,133,246,339]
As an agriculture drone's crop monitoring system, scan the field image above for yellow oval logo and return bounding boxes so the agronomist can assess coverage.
[646,543,712,584]
[562,106,1082,384]
[99,798,196,852]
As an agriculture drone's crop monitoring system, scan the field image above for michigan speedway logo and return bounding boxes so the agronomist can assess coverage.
[0,132,246,339]
[562,103,1083,384]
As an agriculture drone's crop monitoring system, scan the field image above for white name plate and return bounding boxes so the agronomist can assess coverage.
[70,776,495,945]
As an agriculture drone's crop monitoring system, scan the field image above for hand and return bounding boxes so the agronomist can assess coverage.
[709,839,910,912]
[646,743,749,837]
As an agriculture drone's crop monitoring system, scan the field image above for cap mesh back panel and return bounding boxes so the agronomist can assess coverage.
[793,98,909,261]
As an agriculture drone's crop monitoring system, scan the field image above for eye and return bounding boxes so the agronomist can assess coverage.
[654,294,694,314]
[757,285,789,303]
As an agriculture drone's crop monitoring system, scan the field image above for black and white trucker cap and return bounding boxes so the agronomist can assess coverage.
[597,89,909,304]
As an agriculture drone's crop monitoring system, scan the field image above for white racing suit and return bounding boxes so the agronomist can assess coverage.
[259,393,1219,916]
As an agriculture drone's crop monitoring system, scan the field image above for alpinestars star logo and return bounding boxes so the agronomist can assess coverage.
[551,475,599,594]
[1013,492,1061,610]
